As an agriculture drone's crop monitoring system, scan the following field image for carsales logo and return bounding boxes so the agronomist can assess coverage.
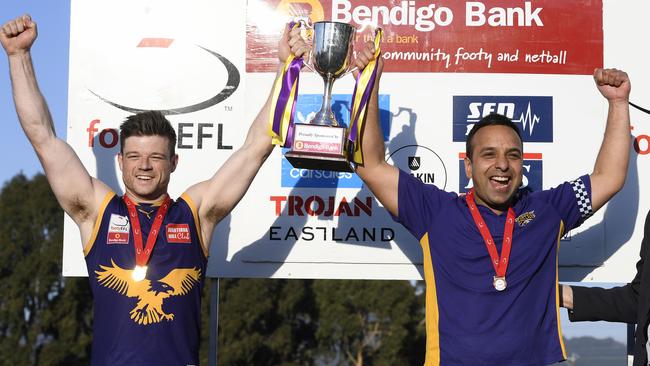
[452,96,553,143]
[89,38,240,115]
[458,152,543,193]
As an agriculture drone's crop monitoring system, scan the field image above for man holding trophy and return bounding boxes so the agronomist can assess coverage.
[283,21,633,366]
[0,14,311,365]
[354,46,632,365]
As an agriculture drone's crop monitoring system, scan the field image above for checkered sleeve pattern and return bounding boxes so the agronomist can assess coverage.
[570,178,593,221]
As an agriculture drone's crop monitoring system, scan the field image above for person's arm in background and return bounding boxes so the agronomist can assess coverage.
[561,210,649,323]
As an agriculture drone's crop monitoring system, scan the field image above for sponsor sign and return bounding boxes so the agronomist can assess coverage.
[458,152,543,193]
[292,124,344,154]
[64,0,650,283]
[247,0,602,74]
[388,145,447,188]
[452,96,553,143]
[88,38,240,115]
[270,194,374,217]
[265,193,398,247]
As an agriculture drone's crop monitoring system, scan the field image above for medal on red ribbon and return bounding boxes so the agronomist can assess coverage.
[465,189,515,292]
[123,195,172,282]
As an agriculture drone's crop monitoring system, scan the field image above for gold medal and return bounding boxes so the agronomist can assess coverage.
[493,276,507,291]
[123,195,172,284]
[132,265,147,282]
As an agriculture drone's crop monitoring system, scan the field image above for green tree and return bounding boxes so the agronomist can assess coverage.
[314,280,425,366]
[0,174,428,366]
[0,174,93,365]
[214,278,317,366]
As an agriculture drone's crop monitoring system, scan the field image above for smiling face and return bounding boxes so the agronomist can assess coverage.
[464,125,523,214]
[118,135,178,203]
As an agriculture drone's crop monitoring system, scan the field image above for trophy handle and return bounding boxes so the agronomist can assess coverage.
[340,27,382,78]
[340,66,358,78]
[303,50,316,73]
[295,19,317,73]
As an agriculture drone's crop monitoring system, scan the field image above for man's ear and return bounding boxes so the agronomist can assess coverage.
[464,157,472,179]
[117,153,123,171]
[170,154,179,173]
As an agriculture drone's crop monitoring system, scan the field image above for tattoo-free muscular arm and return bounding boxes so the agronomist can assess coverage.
[352,43,399,217]
[589,68,631,212]
[3,15,110,246]
[182,25,309,252]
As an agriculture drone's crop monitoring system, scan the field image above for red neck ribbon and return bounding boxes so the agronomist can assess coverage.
[465,189,515,279]
[123,195,172,268]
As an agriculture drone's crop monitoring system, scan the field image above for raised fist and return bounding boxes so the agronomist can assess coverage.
[278,23,309,63]
[593,68,631,103]
[1,14,38,56]
[352,40,383,79]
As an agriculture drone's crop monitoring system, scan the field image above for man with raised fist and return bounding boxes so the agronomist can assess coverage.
[1,14,309,365]
[353,41,632,365]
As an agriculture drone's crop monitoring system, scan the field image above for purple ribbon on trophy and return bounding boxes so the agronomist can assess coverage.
[269,22,304,148]
[348,28,383,164]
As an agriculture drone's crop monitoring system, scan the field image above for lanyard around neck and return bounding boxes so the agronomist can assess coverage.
[123,195,172,269]
[465,189,515,287]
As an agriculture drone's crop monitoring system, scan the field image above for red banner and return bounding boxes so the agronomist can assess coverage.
[247,0,602,74]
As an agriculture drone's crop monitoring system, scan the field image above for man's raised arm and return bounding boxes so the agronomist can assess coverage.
[589,68,632,212]
[182,25,310,250]
[353,44,399,217]
[1,15,109,241]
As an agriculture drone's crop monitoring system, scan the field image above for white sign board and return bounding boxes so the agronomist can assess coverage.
[64,0,650,283]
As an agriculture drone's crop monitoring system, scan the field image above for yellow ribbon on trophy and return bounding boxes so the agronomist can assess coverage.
[268,22,304,147]
[348,28,383,165]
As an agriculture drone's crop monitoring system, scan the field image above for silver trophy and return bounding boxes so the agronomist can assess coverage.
[285,21,357,172]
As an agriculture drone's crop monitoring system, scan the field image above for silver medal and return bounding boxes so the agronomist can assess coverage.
[493,276,507,291]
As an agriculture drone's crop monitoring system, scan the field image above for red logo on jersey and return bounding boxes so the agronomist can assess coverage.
[166,224,191,243]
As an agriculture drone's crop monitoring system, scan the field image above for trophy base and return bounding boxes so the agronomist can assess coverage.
[285,151,353,172]
[285,123,353,172]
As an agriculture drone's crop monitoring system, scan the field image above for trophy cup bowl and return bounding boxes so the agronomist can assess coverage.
[285,21,356,172]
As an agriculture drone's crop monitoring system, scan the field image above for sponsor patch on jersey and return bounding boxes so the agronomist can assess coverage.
[107,214,130,244]
[166,223,191,243]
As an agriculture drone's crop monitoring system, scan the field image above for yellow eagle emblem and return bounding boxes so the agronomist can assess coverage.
[515,211,536,227]
[95,260,201,325]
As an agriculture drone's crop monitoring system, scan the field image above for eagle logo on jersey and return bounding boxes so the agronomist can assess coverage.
[515,211,536,227]
[95,260,201,325]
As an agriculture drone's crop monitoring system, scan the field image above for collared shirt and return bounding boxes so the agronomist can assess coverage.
[394,169,593,365]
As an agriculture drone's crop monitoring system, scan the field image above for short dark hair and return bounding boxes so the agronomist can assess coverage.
[119,111,177,156]
[465,113,522,160]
